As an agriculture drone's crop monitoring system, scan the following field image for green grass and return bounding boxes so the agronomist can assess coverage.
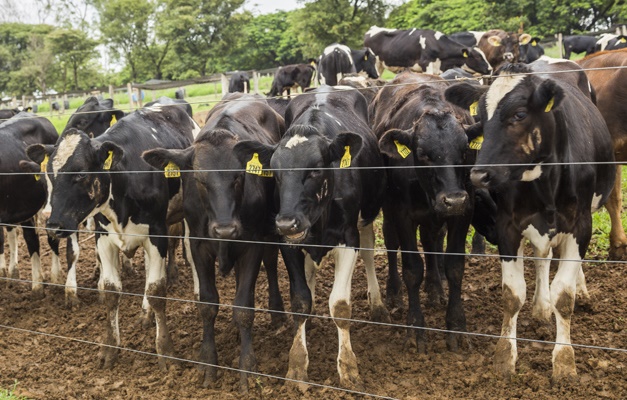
[0,382,28,400]
[543,43,585,60]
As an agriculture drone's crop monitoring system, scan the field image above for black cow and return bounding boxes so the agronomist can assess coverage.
[267,63,316,98]
[449,31,486,47]
[265,97,290,118]
[563,35,597,59]
[0,108,19,121]
[25,105,199,369]
[0,113,60,297]
[445,63,615,380]
[519,37,544,63]
[64,97,125,137]
[318,43,378,86]
[228,71,251,93]
[364,26,492,76]
[143,93,285,392]
[370,72,475,352]
[145,96,193,118]
[233,85,388,389]
[338,74,387,106]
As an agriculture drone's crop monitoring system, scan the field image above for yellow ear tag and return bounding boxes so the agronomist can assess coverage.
[469,135,483,150]
[246,153,273,177]
[469,101,479,117]
[531,40,537,46]
[164,161,181,178]
[394,140,411,158]
[35,154,49,181]
[110,114,117,126]
[340,146,351,168]
[103,151,113,170]
[364,55,368,60]
[463,50,468,58]
[545,97,555,113]
[620,37,626,44]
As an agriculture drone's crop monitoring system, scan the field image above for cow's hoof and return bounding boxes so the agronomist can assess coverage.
[608,244,627,260]
[405,334,427,354]
[285,369,310,393]
[370,304,391,323]
[339,373,364,392]
[196,365,218,388]
[31,286,45,300]
[65,293,81,310]
[99,347,119,369]
[166,265,179,288]
[385,291,403,311]
[140,311,155,329]
[552,346,577,382]
[157,354,178,371]
[494,339,516,379]
[50,274,64,285]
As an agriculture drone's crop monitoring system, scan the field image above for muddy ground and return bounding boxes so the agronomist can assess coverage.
[0,228,626,399]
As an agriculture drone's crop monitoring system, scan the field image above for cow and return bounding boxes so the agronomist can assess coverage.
[0,108,20,121]
[64,97,125,137]
[232,85,388,389]
[577,48,627,259]
[143,92,285,392]
[267,63,316,98]
[145,96,193,118]
[595,33,627,52]
[0,113,60,297]
[444,62,615,380]
[477,29,531,70]
[338,74,387,106]
[449,31,486,47]
[317,43,378,86]
[369,71,475,352]
[174,88,185,100]
[519,37,544,63]
[228,71,251,93]
[563,35,597,59]
[25,104,200,369]
[364,26,493,76]
[265,97,290,118]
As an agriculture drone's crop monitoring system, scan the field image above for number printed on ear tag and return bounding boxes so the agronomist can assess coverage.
[246,153,273,177]
[340,146,351,168]
[469,135,483,150]
[164,161,180,178]
[469,101,479,117]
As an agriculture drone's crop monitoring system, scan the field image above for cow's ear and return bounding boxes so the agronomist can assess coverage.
[487,35,502,47]
[461,48,470,58]
[519,33,532,45]
[532,79,564,113]
[445,82,488,111]
[233,140,276,168]
[98,141,124,170]
[530,37,541,47]
[329,132,363,165]
[379,129,412,159]
[99,99,114,108]
[463,122,484,142]
[83,96,99,107]
[26,144,55,164]
[142,147,193,171]
[19,160,41,173]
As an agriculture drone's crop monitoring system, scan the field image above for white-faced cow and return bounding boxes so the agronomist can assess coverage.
[318,43,378,86]
[0,113,60,296]
[563,35,598,59]
[478,29,531,70]
[364,26,493,76]
[228,71,251,93]
[370,71,475,352]
[25,104,199,369]
[577,48,627,259]
[143,93,285,392]
[268,63,316,98]
[445,63,615,380]
[233,85,388,389]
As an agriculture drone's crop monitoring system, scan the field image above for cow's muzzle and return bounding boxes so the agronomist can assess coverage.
[503,52,514,61]
[470,167,508,189]
[276,215,309,244]
[435,191,469,216]
[46,221,71,239]
[209,221,242,240]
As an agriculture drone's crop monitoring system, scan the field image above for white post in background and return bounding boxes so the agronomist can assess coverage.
[127,83,134,110]
[253,71,259,94]
[109,84,114,101]
[556,33,563,59]
[221,74,229,97]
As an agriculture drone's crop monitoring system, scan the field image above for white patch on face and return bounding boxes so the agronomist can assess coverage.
[425,58,442,75]
[485,73,526,120]
[419,35,427,49]
[53,134,82,178]
[366,26,396,37]
[471,31,485,44]
[285,134,309,149]
[473,47,492,73]
[434,31,444,40]
[591,193,603,212]
[521,164,543,181]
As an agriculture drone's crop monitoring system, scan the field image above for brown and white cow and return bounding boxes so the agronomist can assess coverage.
[478,29,531,70]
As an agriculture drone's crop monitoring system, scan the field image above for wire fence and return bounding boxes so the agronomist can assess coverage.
[1,61,627,398]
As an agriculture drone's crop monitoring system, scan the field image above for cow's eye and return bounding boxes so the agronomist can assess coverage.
[309,169,322,179]
[74,173,87,182]
[513,111,527,121]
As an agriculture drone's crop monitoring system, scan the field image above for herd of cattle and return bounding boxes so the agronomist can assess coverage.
[1,24,627,394]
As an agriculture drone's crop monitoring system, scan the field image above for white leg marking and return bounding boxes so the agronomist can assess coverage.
[65,234,80,301]
[358,223,386,316]
[0,252,5,276]
[304,253,316,306]
[7,228,18,277]
[532,247,553,321]
[50,250,62,285]
[183,219,200,300]
[97,234,122,346]
[576,264,589,300]
[31,253,43,292]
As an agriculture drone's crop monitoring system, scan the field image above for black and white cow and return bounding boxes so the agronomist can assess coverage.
[449,31,486,47]
[318,43,378,86]
[595,33,627,52]
[145,96,193,118]
[267,63,316,98]
[370,71,475,351]
[444,63,615,380]
[228,71,251,93]
[364,26,493,76]
[0,113,60,296]
[519,37,544,63]
[338,74,387,106]
[233,85,388,389]
[143,92,285,392]
[563,35,597,59]
[64,97,125,137]
[25,104,199,368]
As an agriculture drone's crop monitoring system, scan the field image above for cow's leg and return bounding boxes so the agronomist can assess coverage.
[96,233,121,369]
[65,234,80,309]
[550,236,579,381]
[282,247,312,389]
[263,245,285,327]
[575,265,591,308]
[144,231,174,370]
[471,232,486,255]
[494,242,525,379]
[0,228,5,279]
[22,220,43,297]
[233,246,263,393]
[185,220,218,387]
[382,210,402,310]
[421,224,446,308]
[359,223,389,322]
[532,247,553,322]
[166,223,181,287]
[47,233,62,285]
[304,253,316,312]
[7,227,19,280]
[443,219,470,352]
[330,245,362,390]
[607,166,627,259]
[140,256,155,329]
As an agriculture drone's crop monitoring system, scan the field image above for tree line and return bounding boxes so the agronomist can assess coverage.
[0,0,625,98]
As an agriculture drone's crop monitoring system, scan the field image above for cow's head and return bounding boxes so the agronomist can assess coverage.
[445,64,564,189]
[462,47,493,75]
[233,125,361,244]
[143,130,248,240]
[26,128,122,238]
[379,104,471,216]
[355,48,379,79]
[484,30,531,65]
[519,37,544,63]
[64,97,125,138]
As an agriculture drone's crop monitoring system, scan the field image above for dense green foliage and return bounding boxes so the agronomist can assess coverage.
[0,0,625,97]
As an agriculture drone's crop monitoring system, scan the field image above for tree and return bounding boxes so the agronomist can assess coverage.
[8,34,58,96]
[47,29,99,90]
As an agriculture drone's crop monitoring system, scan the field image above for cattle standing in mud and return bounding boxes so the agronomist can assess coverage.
[445,63,615,380]
[233,85,388,390]
[26,105,199,369]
